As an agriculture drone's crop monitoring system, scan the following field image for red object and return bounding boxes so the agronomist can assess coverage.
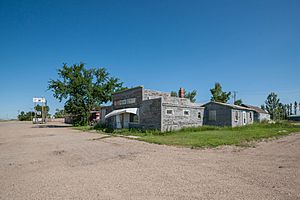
[179,88,185,98]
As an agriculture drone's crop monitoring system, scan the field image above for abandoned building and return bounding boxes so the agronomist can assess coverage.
[203,101,254,127]
[100,86,204,131]
[241,104,270,122]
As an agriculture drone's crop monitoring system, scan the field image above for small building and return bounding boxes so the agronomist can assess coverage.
[203,101,254,127]
[241,104,270,122]
[100,86,204,131]
[287,115,300,121]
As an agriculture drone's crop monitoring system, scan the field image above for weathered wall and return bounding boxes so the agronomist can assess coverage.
[162,97,204,131]
[112,86,144,110]
[137,98,162,130]
[204,103,232,126]
[100,106,113,125]
[257,113,270,122]
[204,102,254,127]
[143,89,170,100]
[231,109,254,127]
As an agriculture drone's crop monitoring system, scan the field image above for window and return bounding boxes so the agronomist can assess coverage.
[166,109,173,115]
[129,113,139,123]
[119,99,127,105]
[249,112,252,121]
[183,110,190,116]
[126,98,136,104]
[198,112,202,119]
[234,111,239,122]
[209,110,216,121]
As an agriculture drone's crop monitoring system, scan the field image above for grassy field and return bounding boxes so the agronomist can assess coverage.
[77,122,300,148]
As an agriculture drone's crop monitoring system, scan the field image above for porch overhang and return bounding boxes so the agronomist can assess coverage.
[105,108,139,119]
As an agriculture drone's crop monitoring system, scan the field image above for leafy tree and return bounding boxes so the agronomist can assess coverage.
[210,83,231,103]
[264,92,280,120]
[170,89,197,103]
[48,63,124,126]
[35,105,50,113]
[290,103,293,116]
[274,103,284,120]
[234,99,242,105]
[54,109,65,118]
[261,105,266,110]
[294,101,298,115]
[185,90,197,103]
[170,91,177,97]
[286,104,290,116]
[283,104,288,119]
[18,111,34,121]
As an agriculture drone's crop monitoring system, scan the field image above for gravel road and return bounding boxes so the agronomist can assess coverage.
[0,121,299,200]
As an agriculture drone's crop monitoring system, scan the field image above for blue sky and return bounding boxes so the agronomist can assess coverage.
[0,0,299,119]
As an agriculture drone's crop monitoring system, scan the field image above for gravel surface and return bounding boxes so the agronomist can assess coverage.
[0,121,299,200]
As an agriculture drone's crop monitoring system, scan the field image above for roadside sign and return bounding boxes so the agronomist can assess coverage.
[33,97,46,103]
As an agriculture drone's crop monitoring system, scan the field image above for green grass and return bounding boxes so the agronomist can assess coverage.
[76,122,300,148]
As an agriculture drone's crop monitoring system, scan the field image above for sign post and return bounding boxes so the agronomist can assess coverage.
[33,97,46,124]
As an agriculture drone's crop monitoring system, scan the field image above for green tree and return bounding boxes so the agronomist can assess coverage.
[264,92,280,120]
[34,105,50,113]
[294,101,298,115]
[53,109,65,118]
[18,111,34,121]
[234,99,242,105]
[170,91,177,97]
[48,63,124,126]
[170,89,197,103]
[185,90,197,103]
[286,104,290,116]
[210,83,231,103]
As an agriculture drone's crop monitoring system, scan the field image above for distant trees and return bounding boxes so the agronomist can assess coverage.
[234,99,242,105]
[35,105,50,113]
[48,63,125,126]
[264,92,280,120]
[210,83,231,103]
[262,92,299,120]
[53,109,65,118]
[170,89,197,103]
[18,111,34,121]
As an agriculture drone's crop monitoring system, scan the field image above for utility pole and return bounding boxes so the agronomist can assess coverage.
[232,91,238,104]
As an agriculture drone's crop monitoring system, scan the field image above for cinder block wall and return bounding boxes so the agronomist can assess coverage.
[139,98,162,130]
[204,103,232,126]
[112,86,144,110]
[162,97,204,131]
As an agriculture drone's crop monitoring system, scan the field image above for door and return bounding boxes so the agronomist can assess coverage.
[242,111,247,125]
[123,113,130,128]
[116,115,122,128]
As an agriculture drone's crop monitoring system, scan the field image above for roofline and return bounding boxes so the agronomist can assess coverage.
[203,101,255,111]
[113,86,144,95]
[241,104,269,114]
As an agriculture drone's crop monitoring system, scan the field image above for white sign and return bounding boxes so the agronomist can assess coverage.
[33,97,46,103]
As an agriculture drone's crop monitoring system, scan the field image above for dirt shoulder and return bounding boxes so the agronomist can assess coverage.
[0,122,299,200]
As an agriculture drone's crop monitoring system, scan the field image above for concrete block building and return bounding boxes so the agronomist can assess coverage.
[203,101,254,127]
[100,86,204,131]
[241,104,270,122]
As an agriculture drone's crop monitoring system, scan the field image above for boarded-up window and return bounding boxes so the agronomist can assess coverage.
[166,109,173,115]
[130,113,139,123]
[127,98,136,104]
[183,110,190,116]
[234,111,239,122]
[209,110,216,121]
[198,112,202,119]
